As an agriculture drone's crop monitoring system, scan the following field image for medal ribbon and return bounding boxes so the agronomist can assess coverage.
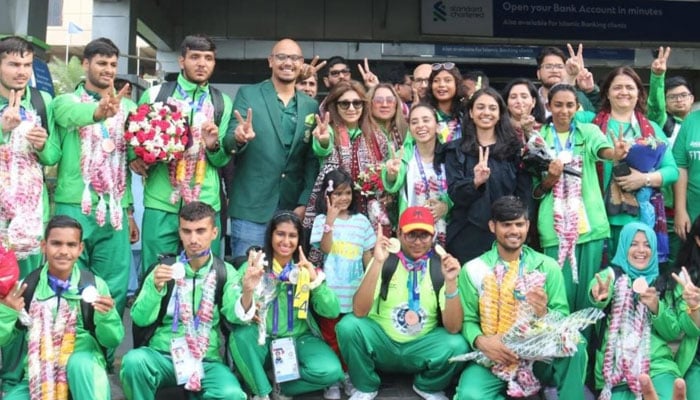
[176,84,208,121]
[171,249,212,332]
[397,251,429,311]
[550,122,574,156]
[293,267,310,320]
[414,146,446,200]
[271,287,295,336]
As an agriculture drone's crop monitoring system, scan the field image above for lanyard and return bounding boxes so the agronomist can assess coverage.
[396,251,429,311]
[414,146,446,198]
[176,84,208,116]
[271,286,294,336]
[171,249,212,332]
[550,122,574,154]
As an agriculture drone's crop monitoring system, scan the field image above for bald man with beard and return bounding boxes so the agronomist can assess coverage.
[224,38,320,257]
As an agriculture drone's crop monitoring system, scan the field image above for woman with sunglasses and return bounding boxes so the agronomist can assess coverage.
[303,81,389,262]
[425,62,465,143]
[442,88,530,264]
[367,83,407,152]
[502,78,546,143]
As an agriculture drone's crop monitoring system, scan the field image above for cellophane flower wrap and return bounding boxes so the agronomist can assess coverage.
[625,137,669,261]
[355,164,390,226]
[125,102,190,165]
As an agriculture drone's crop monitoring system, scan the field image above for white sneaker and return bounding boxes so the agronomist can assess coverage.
[348,390,378,400]
[324,384,341,400]
[412,385,448,400]
[271,386,293,400]
[342,372,356,396]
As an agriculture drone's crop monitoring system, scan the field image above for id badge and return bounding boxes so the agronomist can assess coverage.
[171,337,204,385]
[270,337,300,383]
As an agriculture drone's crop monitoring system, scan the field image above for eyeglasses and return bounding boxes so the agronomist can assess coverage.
[405,231,433,242]
[271,53,303,62]
[414,78,430,86]
[540,63,565,71]
[372,96,396,105]
[337,100,364,110]
[432,62,456,71]
[329,68,351,77]
[667,92,693,101]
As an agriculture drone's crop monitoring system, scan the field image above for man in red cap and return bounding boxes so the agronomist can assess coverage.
[335,206,467,400]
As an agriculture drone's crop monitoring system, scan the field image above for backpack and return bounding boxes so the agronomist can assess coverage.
[377,252,445,325]
[154,81,225,127]
[131,254,234,348]
[28,87,48,132]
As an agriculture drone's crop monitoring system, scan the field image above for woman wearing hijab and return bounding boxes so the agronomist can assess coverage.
[588,222,681,400]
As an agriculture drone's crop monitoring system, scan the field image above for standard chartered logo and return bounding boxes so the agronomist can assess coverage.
[433,0,447,21]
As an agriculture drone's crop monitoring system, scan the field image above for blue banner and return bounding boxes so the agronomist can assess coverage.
[31,59,54,97]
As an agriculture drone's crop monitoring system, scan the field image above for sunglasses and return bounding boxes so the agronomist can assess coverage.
[372,96,396,105]
[329,68,351,77]
[337,100,364,110]
[432,62,456,71]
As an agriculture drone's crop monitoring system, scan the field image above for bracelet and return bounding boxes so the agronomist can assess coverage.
[445,289,460,299]
[688,304,700,314]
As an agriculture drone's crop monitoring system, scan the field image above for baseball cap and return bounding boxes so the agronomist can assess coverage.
[399,206,435,235]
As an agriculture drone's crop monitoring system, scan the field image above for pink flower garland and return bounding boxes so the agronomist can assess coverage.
[552,157,582,282]
[0,112,44,258]
[168,100,213,204]
[78,92,127,230]
[174,267,217,391]
[599,274,651,400]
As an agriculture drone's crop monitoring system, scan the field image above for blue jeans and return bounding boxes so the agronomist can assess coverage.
[230,218,267,258]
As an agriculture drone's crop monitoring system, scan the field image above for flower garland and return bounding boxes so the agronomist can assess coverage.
[168,100,213,204]
[174,267,217,391]
[600,274,651,400]
[78,92,127,230]
[552,157,582,282]
[27,298,78,400]
[0,111,44,258]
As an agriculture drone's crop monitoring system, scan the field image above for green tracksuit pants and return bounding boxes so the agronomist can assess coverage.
[335,313,468,394]
[685,356,700,400]
[3,351,111,400]
[544,239,604,313]
[605,373,677,400]
[455,341,588,400]
[229,324,343,397]
[119,347,246,400]
[141,208,221,276]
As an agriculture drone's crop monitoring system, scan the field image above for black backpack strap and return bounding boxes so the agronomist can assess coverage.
[427,252,444,326]
[77,270,97,336]
[17,269,42,328]
[662,112,676,138]
[28,87,48,132]
[208,86,225,127]
[154,81,178,104]
[379,254,399,301]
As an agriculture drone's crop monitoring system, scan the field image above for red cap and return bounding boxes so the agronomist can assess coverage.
[399,206,435,234]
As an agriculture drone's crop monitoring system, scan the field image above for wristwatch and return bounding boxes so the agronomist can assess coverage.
[323,223,333,233]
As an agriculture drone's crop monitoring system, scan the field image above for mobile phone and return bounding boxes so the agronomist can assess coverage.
[613,162,631,177]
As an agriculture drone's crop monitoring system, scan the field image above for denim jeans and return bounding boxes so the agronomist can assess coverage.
[230,218,267,258]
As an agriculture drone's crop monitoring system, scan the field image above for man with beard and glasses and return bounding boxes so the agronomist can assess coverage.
[224,38,319,257]
[51,37,137,330]
[455,195,587,400]
[135,34,233,272]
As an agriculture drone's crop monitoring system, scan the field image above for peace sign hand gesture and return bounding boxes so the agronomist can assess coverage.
[565,43,585,85]
[297,246,318,282]
[358,58,379,89]
[591,272,612,302]
[672,266,700,311]
[612,126,629,161]
[233,108,256,145]
[243,249,266,294]
[385,146,403,181]
[651,46,671,75]
[1,89,22,133]
[312,112,331,147]
[473,146,491,188]
[94,83,130,121]
[300,56,327,81]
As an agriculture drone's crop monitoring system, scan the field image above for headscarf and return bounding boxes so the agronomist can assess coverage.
[611,221,659,284]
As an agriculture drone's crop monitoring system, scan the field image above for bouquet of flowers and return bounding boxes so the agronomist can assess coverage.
[0,241,19,297]
[356,164,391,227]
[451,307,604,397]
[625,136,666,173]
[125,102,190,165]
[521,134,581,178]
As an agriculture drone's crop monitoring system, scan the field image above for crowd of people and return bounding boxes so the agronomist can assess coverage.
[0,32,699,400]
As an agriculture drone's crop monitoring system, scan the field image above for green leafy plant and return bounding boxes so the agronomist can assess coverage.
[47,55,84,95]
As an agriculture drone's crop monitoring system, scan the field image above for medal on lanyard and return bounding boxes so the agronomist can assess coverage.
[552,123,574,164]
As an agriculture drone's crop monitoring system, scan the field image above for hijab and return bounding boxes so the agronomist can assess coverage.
[611,222,659,284]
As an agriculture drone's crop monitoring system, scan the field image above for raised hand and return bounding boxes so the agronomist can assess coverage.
[591,272,612,302]
[672,266,700,311]
[384,146,403,180]
[640,373,686,400]
[372,223,390,264]
[233,108,255,145]
[297,246,317,281]
[94,83,129,121]
[357,58,379,88]
[0,281,27,312]
[299,56,327,80]
[675,210,691,241]
[201,121,220,150]
[612,126,629,161]
[565,43,584,84]
[525,287,548,317]
[93,294,115,314]
[576,67,596,93]
[153,263,174,291]
[638,286,660,315]
[425,198,448,221]
[1,89,22,132]
[243,249,266,294]
[312,112,331,146]
[651,46,671,75]
[440,253,461,283]
[519,114,536,139]
[473,146,491,188]
[325,195,341,223]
